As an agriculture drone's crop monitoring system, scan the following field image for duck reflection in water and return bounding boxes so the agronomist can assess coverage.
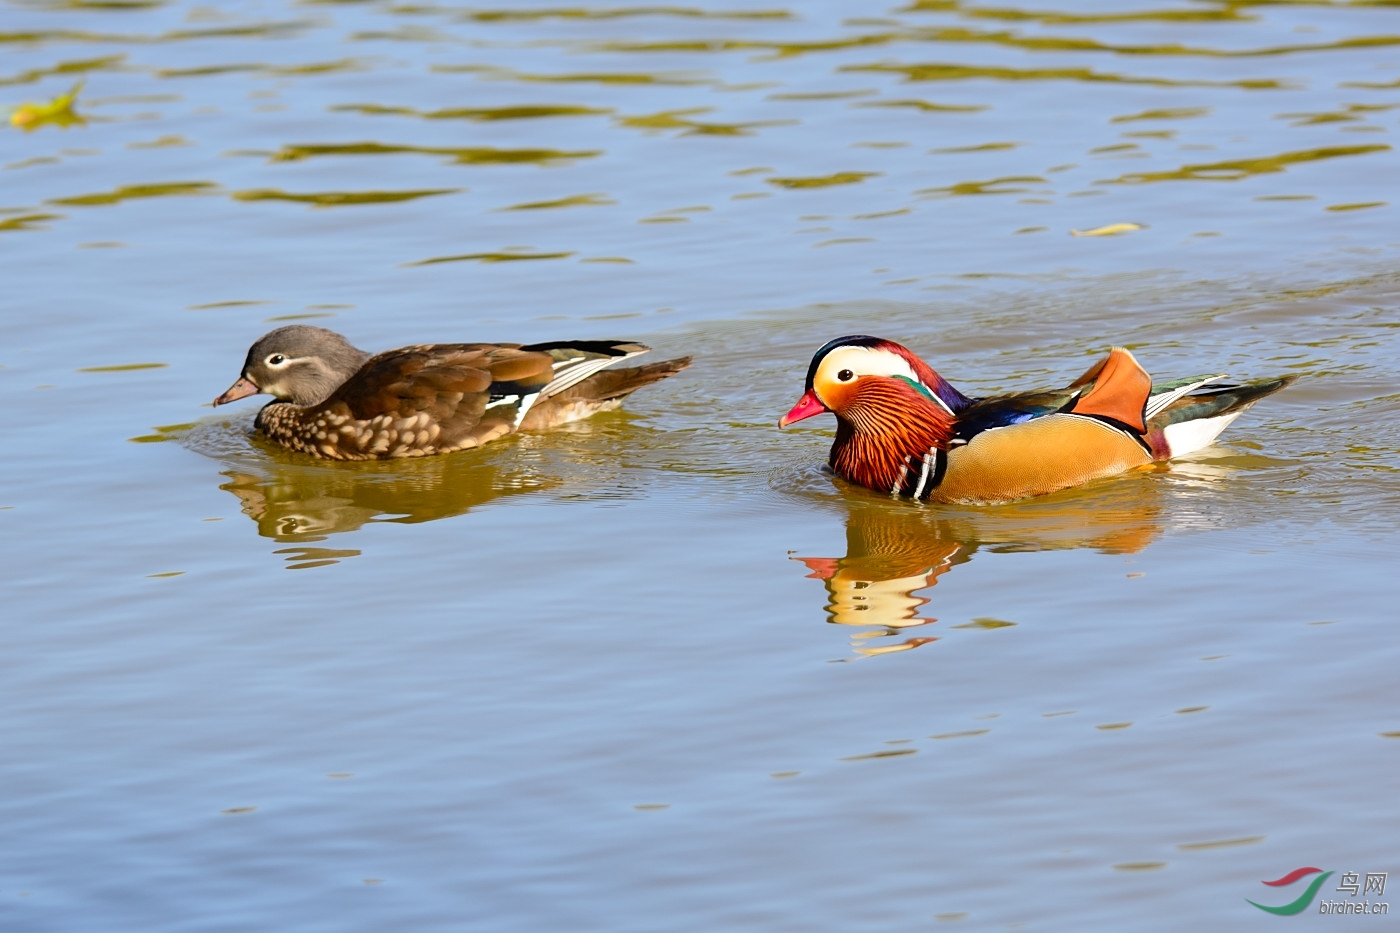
[196,406,660,568]
[218,450,549,568]
[794,482,1165,657]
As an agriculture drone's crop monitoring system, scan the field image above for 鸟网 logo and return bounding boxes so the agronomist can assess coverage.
[1247,867,1333,915]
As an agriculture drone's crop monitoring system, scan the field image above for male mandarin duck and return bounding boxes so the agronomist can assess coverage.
[779,335,1295,504]
[213,325,690,460]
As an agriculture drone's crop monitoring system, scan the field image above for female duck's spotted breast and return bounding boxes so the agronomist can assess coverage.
[256,404,462,460]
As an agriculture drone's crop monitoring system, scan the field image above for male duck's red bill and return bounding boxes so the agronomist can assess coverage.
[780,334,1294,504]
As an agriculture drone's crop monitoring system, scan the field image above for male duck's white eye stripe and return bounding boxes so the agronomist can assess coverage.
[819,345,918,385]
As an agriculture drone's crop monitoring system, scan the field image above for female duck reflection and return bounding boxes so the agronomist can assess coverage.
[216,453,553,568]
[793,486,1165,657]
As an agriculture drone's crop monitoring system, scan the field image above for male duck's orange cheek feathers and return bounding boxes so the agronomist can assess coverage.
[779,390,829,428]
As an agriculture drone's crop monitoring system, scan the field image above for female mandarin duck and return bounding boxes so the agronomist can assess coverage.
[779,335,1294,504]
[214,325,690,460]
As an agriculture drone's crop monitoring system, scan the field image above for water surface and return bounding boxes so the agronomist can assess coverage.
[3,0,1399,929]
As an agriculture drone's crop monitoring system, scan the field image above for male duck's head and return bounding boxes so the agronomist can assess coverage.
[214,326,371,408]
[779,335,969,430]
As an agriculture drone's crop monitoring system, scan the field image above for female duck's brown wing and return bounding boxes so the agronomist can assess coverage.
[295,344,560,458]
[255,340,683,459]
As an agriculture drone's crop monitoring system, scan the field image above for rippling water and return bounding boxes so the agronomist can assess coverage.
[3,0,1399,929]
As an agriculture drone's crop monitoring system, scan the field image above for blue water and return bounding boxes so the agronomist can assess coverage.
[3,0,1399,929]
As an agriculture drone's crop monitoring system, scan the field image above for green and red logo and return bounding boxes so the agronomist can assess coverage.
[1248,867,1333,915]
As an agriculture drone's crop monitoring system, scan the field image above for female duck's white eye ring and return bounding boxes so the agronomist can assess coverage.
[836,368,855,382]
[267,354,286,367]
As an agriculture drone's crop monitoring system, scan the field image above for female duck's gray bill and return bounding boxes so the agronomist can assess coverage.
[214,376,261,406]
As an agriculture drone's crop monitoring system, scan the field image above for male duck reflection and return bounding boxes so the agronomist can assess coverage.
[214,326,690,460]
[780,336,1294,503]
[796,491,1165,657]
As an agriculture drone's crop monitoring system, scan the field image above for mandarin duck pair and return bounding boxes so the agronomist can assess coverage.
[214,326,1292,503]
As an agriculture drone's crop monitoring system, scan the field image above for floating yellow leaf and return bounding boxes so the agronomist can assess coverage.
[1071,222,1144,236]
[10,81,85,132]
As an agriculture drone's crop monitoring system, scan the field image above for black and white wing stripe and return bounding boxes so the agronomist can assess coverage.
[488,342,650,428]
[892,448,947,500]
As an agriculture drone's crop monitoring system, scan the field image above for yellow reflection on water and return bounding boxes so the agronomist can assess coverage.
[1111,106,1210,123]
[846,61,1286,89]
[331,102,612,121]
[266,142,600,165]
[48,181,218,206]
[901,0,1249,26]
[768,171,880,189]
[617,107,790,136]
[435,64,709,87]
[157,59,365,79]
[501,193,615,211]
[406,249,576,266]
[231,188,460,207]
[0,213,63,232]
[917,175,1045,197]
[1103,144,1389,184]
[454,7,793,22]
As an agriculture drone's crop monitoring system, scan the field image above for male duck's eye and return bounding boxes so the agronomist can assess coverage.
[266,354,286,366]
[836,368,855,382]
